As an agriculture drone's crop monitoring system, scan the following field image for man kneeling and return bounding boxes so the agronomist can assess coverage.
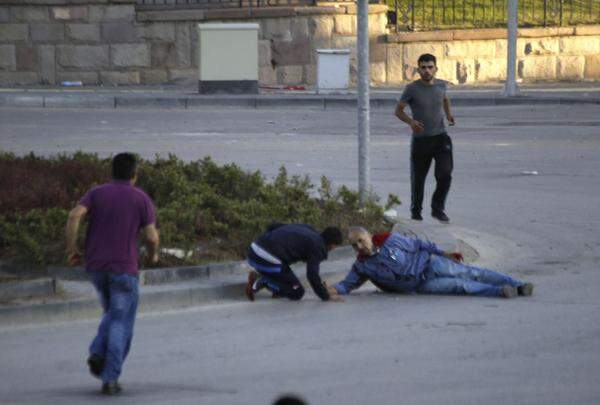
[328,227,533,298]
[245,223,343,302]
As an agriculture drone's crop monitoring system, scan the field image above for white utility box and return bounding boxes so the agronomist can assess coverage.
[316,49,351,93]
[198,23,259,94]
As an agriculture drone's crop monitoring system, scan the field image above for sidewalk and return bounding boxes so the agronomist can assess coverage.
[1,83,599,110]
[0,220,463,327]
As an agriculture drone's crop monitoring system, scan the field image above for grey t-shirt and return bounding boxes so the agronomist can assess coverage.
[400,79,448,137]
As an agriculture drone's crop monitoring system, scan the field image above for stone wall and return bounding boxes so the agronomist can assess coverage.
[0,0,388,86]
[1,0,599,87]
[386,26,600,84]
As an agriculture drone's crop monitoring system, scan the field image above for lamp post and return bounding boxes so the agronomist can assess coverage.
[503,0,520,96]
[357,0,370,204]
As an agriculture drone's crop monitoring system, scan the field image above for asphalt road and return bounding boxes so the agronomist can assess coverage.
[1,104,600,404]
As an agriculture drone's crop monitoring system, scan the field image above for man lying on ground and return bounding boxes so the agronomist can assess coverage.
[328,227,533,299]
[245,223,343,302]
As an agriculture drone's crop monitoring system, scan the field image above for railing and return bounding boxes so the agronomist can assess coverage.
[390,0,600,31]
[136,0,319,8]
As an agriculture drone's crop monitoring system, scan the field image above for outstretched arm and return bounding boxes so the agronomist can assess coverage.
[306,258,331,301]
[331,264,368,295]
[65,204,88,266]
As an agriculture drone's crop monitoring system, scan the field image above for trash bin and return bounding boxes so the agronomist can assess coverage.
[198,23,259,94]
[316,49,351,93]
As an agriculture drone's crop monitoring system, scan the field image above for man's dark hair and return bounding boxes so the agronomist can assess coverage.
[112,153,137,180]
[321,226,343,246]
[418,53,437,66]
[273,394,307,405]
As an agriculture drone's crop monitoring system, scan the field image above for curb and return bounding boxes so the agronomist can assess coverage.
[0,260,355,328]
[0,228,462,327]
[1,93,598,110]
[0,278,56,302]
[392,220,459,253]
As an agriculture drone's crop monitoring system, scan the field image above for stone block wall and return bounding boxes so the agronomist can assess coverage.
[1,1,600,87]
[0,0,388,86]
[386,26,600,85]
[0,1,146,85]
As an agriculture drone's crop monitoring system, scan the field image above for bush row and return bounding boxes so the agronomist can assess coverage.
[0,152,400,269]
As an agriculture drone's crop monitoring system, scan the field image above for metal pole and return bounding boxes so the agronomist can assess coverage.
[503,0,519,96]
[357,0,370,204]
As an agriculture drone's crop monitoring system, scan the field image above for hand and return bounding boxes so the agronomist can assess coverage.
[445,252,463,263]
[145,253,159,267]
[410,120,425,133]
[329,291,343,302]
[67,249,82,267]
[447,115,456,126]
[326,284,343,302]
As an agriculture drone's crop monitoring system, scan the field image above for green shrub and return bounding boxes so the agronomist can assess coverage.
[0,152,400,268]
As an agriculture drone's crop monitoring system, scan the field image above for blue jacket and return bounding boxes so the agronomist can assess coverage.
[334,232,444,294]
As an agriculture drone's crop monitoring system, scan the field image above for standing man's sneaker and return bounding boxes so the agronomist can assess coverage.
[500,285,518,298]
[87,354,104,378]
[411,212,423,221]
[518,283,534,296]
[431,211,450,223]
[102,381,122,395]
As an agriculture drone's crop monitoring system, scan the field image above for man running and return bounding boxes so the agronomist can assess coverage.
[66,153,159,395]
[395,53,455,223]
[245,223,343,302]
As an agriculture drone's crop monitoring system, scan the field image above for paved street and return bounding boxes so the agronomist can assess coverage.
[1,103,600,404]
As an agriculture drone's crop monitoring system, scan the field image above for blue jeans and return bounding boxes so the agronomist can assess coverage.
[89,271,139,383]
[246,258,304,300]
[418,255,524,297]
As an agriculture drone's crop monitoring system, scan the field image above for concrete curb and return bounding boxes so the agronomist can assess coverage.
[0,229,459,327]
[392,220,459,253]
[0,278,56,302]
[1,92,598,110]
[0,261,355,327]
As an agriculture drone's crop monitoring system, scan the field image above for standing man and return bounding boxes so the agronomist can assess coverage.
[65,153,159,395]
[395,53,455,223]
[245,223,343,302]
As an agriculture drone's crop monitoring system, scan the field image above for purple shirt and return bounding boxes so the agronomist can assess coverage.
[79,180,156,275]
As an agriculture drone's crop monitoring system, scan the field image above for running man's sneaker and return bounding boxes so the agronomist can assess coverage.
[518,283,534,296]
[500,285,518,298]
[101,381,122,396]
[431,210,450,223]
[87,354,104,378]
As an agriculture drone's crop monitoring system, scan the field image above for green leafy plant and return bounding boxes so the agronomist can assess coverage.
[0,152,400,270]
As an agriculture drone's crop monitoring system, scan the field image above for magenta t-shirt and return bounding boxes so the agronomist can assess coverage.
[79,180,156,275]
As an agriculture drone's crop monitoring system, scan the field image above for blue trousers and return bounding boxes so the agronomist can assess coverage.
[246,258,305,300]
[88,271,139,383]
[418,255,524,297]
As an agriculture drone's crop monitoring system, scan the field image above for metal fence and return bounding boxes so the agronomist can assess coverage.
[391,0,600,31]
[136,0,318,8]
